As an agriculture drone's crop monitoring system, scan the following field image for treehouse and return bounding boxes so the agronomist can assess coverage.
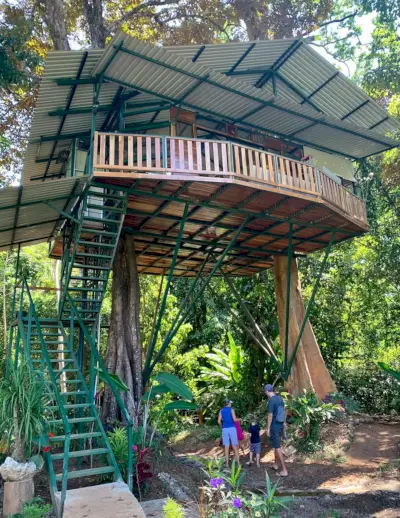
[0,33,399,516]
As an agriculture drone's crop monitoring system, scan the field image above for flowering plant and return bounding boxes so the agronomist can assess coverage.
[202,458,291,517]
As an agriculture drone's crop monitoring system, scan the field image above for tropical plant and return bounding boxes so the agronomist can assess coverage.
[141,372,198,448]
[284,391,340,452]
[9,497,51,518]
[0,361,47,462]
[163,498,186,518]
[200,333,244,387]
[107,427,129,480]
[202,459,291,517]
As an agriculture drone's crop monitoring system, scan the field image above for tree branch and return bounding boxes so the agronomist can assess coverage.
[110,0,180,32]
[302,11,359,37]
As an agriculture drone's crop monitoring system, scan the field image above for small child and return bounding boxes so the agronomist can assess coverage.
[234,418,246,457]
[247,420,261,468]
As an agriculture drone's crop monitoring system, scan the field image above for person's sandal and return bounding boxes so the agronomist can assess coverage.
[245,461,253,466]
[270,465,279,471]
[277,472,288,477]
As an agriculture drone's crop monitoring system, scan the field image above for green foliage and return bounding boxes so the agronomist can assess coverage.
[203,459,291,517]
[163,498,185,518]
[378,362,400,382]
[10,497,51,518]
[0,361,46,461]
[107,427,129,480]
[201,333,243,386]
[284,391,340,453]
[335,365,400,414]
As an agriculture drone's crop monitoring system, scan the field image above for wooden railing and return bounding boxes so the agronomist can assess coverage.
[93,132,367,225]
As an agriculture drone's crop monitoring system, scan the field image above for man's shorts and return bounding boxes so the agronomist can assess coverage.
[222,427,238,447]
[270,425,283,449]
[250,442,261,454]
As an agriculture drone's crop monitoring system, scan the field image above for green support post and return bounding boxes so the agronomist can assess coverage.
[143,203,190,375]
[70,138,77,177]
[7,245,21,377]
[145,216,251,380]
[284,223,293,371]
[286,232,336,377]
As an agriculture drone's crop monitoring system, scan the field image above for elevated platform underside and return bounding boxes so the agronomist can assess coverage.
[52,175,368,277]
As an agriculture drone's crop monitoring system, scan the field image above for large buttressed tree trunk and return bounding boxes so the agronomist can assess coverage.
[274,256,336,398]
[102,234,142,423]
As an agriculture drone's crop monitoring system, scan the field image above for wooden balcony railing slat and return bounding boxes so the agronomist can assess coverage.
[92,131,367,225]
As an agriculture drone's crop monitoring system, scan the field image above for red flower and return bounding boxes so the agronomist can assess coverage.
[48,433,54,438]
[43,446,50,453]
[132,445,138,452]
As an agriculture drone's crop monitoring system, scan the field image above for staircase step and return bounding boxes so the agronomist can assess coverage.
[46,403,91,411]
[46,350,71,353]
[88,190,125,201]
[70,275,107,282]
[32,358,73,364]
[50,432,102,442]
[51,448,108,460]
[55,379,81,384]
[31,340,68,345]
[87,204,124,214]
[53,369,78,373]
[54,391,89,397]
[78,241,115,249]
[69,287,104,292]
[72,264,110,271]
[48,417,96,425]
[75,252,113,260]
[55,466,114,481]
[80,229,118,237]
[82,216,119,225]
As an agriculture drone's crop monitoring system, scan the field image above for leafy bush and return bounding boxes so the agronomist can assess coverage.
[10,497,51,518]
[107,427,129,480]
[334,365,400,414]
[284,391,340,453]
[163,498,185,518]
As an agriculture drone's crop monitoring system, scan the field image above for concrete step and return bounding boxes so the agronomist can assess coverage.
[56,482,146,518]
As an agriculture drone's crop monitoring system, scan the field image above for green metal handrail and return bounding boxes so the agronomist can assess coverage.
[22,278,72,514]
[65,292,133,491]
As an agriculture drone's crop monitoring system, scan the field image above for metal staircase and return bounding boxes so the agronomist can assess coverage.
[60,183,128,328]
[8,181,135,516]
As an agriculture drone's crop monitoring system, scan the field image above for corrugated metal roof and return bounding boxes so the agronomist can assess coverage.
[21,34,399,185]
[0,178,86,250]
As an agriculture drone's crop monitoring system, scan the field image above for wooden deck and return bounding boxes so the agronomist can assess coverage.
[51,133,368,276]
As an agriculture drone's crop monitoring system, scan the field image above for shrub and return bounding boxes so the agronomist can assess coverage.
[284,391,340,453]
[334,366,400,414]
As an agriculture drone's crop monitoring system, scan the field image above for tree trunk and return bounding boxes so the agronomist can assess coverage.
[42,0,71,51]
[101,234,142,425]
[273,256,336,398]
[82,0,108,49]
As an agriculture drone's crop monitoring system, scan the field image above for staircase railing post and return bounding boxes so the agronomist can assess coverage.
[7,244,21,377]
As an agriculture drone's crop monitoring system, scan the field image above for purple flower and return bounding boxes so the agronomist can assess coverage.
[232,498,242,509]
[210,477,224,488]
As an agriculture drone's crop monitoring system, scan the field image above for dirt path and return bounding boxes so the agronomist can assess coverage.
[175,422,400,492]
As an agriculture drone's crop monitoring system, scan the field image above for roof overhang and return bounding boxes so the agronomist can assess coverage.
[0,177,87,251]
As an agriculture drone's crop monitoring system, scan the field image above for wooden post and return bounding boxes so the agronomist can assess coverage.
[274,256,336,398]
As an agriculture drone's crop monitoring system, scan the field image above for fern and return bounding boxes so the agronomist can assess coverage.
[163,498,185,518]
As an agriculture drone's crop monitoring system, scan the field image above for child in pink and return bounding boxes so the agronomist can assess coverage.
[234,419,246,457]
